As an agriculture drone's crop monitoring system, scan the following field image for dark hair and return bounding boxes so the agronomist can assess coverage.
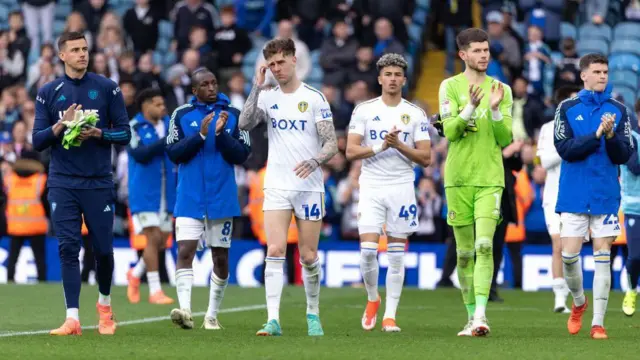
[119,78,136,88]
[189,24,207,35]
[220,5,235,15]
[262,38,296,60]
[579,53,608,71]
[635,99,640,114]
[57,31,86,51]
[136,88,163,111]
[9,11,22,19]
[191,67,215,86]
[456,28,489,50]
[554,85,581,105]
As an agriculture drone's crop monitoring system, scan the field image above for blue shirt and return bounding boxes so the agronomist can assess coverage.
[33,72,131,189]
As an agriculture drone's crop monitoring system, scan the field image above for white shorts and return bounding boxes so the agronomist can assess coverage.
[560,212,622,240]
[543,206,560,236]
[357,182,419,237]
[175,217,233,248]
[132,212,173,234]
[263,188,325,221]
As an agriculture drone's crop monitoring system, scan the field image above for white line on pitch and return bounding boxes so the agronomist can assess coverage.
[0,304,265,338]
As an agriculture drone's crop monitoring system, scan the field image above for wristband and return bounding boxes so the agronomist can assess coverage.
[199,132,206,140]
[459,103,476,122]
[372,144,383,154]
[491,109,503,121]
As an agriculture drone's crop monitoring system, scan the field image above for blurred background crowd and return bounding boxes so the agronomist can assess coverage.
[1,0,640,287]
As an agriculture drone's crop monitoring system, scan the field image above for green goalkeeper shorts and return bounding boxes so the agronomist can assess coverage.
[445,186,503,226]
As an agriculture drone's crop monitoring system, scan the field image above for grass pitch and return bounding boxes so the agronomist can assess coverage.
[1,284,639,359]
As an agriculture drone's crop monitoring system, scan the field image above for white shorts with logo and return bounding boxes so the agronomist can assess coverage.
[175,217,233,248]
[132,212,173,234]
[357,182,419,237]
[560,212,622,240]
[263,188,325,221]
[543,206,560,236]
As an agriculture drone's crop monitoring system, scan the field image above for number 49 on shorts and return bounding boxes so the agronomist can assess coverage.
[398,205,417,219]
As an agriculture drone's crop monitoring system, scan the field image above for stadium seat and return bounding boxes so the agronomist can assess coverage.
[55,4,72,21]
[610,70,638,91]
[243,48,260,67]
[0,5,8,23]
[250,34,267,49]
[405,53,414,76]
[242,64,254,82]
[59,0,71,4]
[310,50,321,65]
[550,51,563,66]
[576,39,609,57]
[579,24,612,43]
[416,0,430,11]
[514,22,526,39]
[610,39,640,58]
[152,51,164,68]
[53,20,66,37]
[614,22,640,42]
[560,22,577,40]
[156,37,170,53]
[308,66,323,83]
[408,24,422,43]
[609,53,640,72]
[159,20,173,39]
[412,8,428,26]
[613,87,636,108]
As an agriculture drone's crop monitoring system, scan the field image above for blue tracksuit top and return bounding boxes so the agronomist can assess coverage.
[554,84,634,215]
[32,72,131,189]
[165,93,251,220]
[127,113,178,214]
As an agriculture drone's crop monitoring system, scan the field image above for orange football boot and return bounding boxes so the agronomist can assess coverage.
[590,325,608,339]
[96,303,117,335]
[361,296,380,331]
[149,290,175,305]
[50,318,82,336]
[567,298,588,335]
[127,268,141,304]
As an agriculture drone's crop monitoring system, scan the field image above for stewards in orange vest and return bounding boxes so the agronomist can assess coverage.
[248,166,301,285]
[6,151,48,282]
[505,169,533,289]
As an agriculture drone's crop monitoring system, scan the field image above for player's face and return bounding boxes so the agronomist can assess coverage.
[266,52,297,85]
[459,41,490,73]
[193,72,218,103]
[378,66,406,96]
[581,63,608,92]
[59,38,89,72]
[149,96,166,119]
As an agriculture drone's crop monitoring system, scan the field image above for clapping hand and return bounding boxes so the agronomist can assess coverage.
[215,111,228,135]
[469,85,484,107]
[384,126,402,149]
[490,82,505,110]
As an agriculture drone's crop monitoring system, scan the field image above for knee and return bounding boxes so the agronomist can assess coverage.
[300,248,318,265]
[178,244,196,262]
[212,249,229,269]
[59,241,81,262]
[266,244,286,258]
[456,249,475,267]
[475,237,493,256]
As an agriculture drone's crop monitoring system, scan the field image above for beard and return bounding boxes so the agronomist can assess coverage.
[467,59,487,73]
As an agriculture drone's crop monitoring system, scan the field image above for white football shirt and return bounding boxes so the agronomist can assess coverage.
[258,82,333,192]
[537,121,561,209]
[349,97,430,187]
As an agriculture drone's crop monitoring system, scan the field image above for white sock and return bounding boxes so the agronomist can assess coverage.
[66,308,79,321]
[562,252,585,306]
[98,293,111,306]
[132,258,146,278]
[301,257,321,315]
[265,257,285,322]
[552,277,568,307]
[360,242,379,302]
[206,272,228,318]
[592,250,611,327]
[148,271,161,295]
[384,244,405,320]
[175,268,193,312]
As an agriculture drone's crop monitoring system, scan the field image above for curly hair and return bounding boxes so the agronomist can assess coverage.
[376,53,408,74]
[263,38,296,60]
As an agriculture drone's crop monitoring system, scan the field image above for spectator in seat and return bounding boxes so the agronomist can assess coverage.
[553,38,581,90]
[163,64,190,115]
[97,26,126,65]
[523,25,551,99]
[519,0,563,50]
[337,160,362,240]
[412,177,444,243]
[21,0,55,55]
[345,46,378,94]
[0,31,25,89]
[27,43,62,89]
[171,0,220,52]
[181,49,202,85]
[291,0,327,51]
[320,20,359,91]
[623,0,640,21]
[8,11,30,77]
[90,51,118,83]
[123,0,160,56]
[362,0,413,46]
[512,77,545,140]
[134,52,164,91]
[434,0,473,75]
[227,72,246,110]
[372,18,404,62]
[487,11,521,80]
[117,51,137,85]
[501,2,525,61]
[78,0,109,39]
[255,20,311,84]
[60,12,94,51]
[214,6,252,94]
[11,121,31,158]
[584,0,609,25]
[327,0,367,41]
[20,100,35,145]
[0,90,20,132]
[28,60,56,100]
[235,0,276,38]
[119,79,138,119]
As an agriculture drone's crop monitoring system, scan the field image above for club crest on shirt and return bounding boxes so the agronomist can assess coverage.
[448,211,456,220]
[298,101,308,113]
[401,114,410,125]
[88,89,99,100]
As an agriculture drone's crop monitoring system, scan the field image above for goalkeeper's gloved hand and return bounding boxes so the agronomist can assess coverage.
[431,113,444,137]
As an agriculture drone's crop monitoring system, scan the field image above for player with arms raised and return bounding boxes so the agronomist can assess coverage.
[239,38,338,336]
[345,53,430,332]
[438,28,513,337]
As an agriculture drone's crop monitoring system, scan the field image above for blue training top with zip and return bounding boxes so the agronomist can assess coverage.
[165,93,251,220]
[32,72,131,189]
[127,113,178,214]
[554,84,634,215]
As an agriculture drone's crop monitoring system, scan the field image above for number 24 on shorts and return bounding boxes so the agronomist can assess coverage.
[399,205,418,220]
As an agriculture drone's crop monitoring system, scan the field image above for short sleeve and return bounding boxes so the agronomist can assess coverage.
[413,110,431,142]
[313,96,333,123]
[348,105,366,135]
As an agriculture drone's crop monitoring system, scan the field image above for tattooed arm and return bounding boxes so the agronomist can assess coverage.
[294,120,339,179]
[238,84,268,131]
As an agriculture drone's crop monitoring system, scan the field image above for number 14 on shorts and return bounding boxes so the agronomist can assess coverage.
[302,204,321,220]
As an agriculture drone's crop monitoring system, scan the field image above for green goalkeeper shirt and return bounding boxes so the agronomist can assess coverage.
[438,73,513,188]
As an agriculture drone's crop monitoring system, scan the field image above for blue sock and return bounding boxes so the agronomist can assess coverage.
[96,254,114,296]
[60,247,81,309]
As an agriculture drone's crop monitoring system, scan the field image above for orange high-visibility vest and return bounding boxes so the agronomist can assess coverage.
[506,170,533,243]
[128,210,173,250]
[6,172,48,236]
[248,167,298,244]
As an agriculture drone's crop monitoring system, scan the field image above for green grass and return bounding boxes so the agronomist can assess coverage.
[1,284,639,359]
